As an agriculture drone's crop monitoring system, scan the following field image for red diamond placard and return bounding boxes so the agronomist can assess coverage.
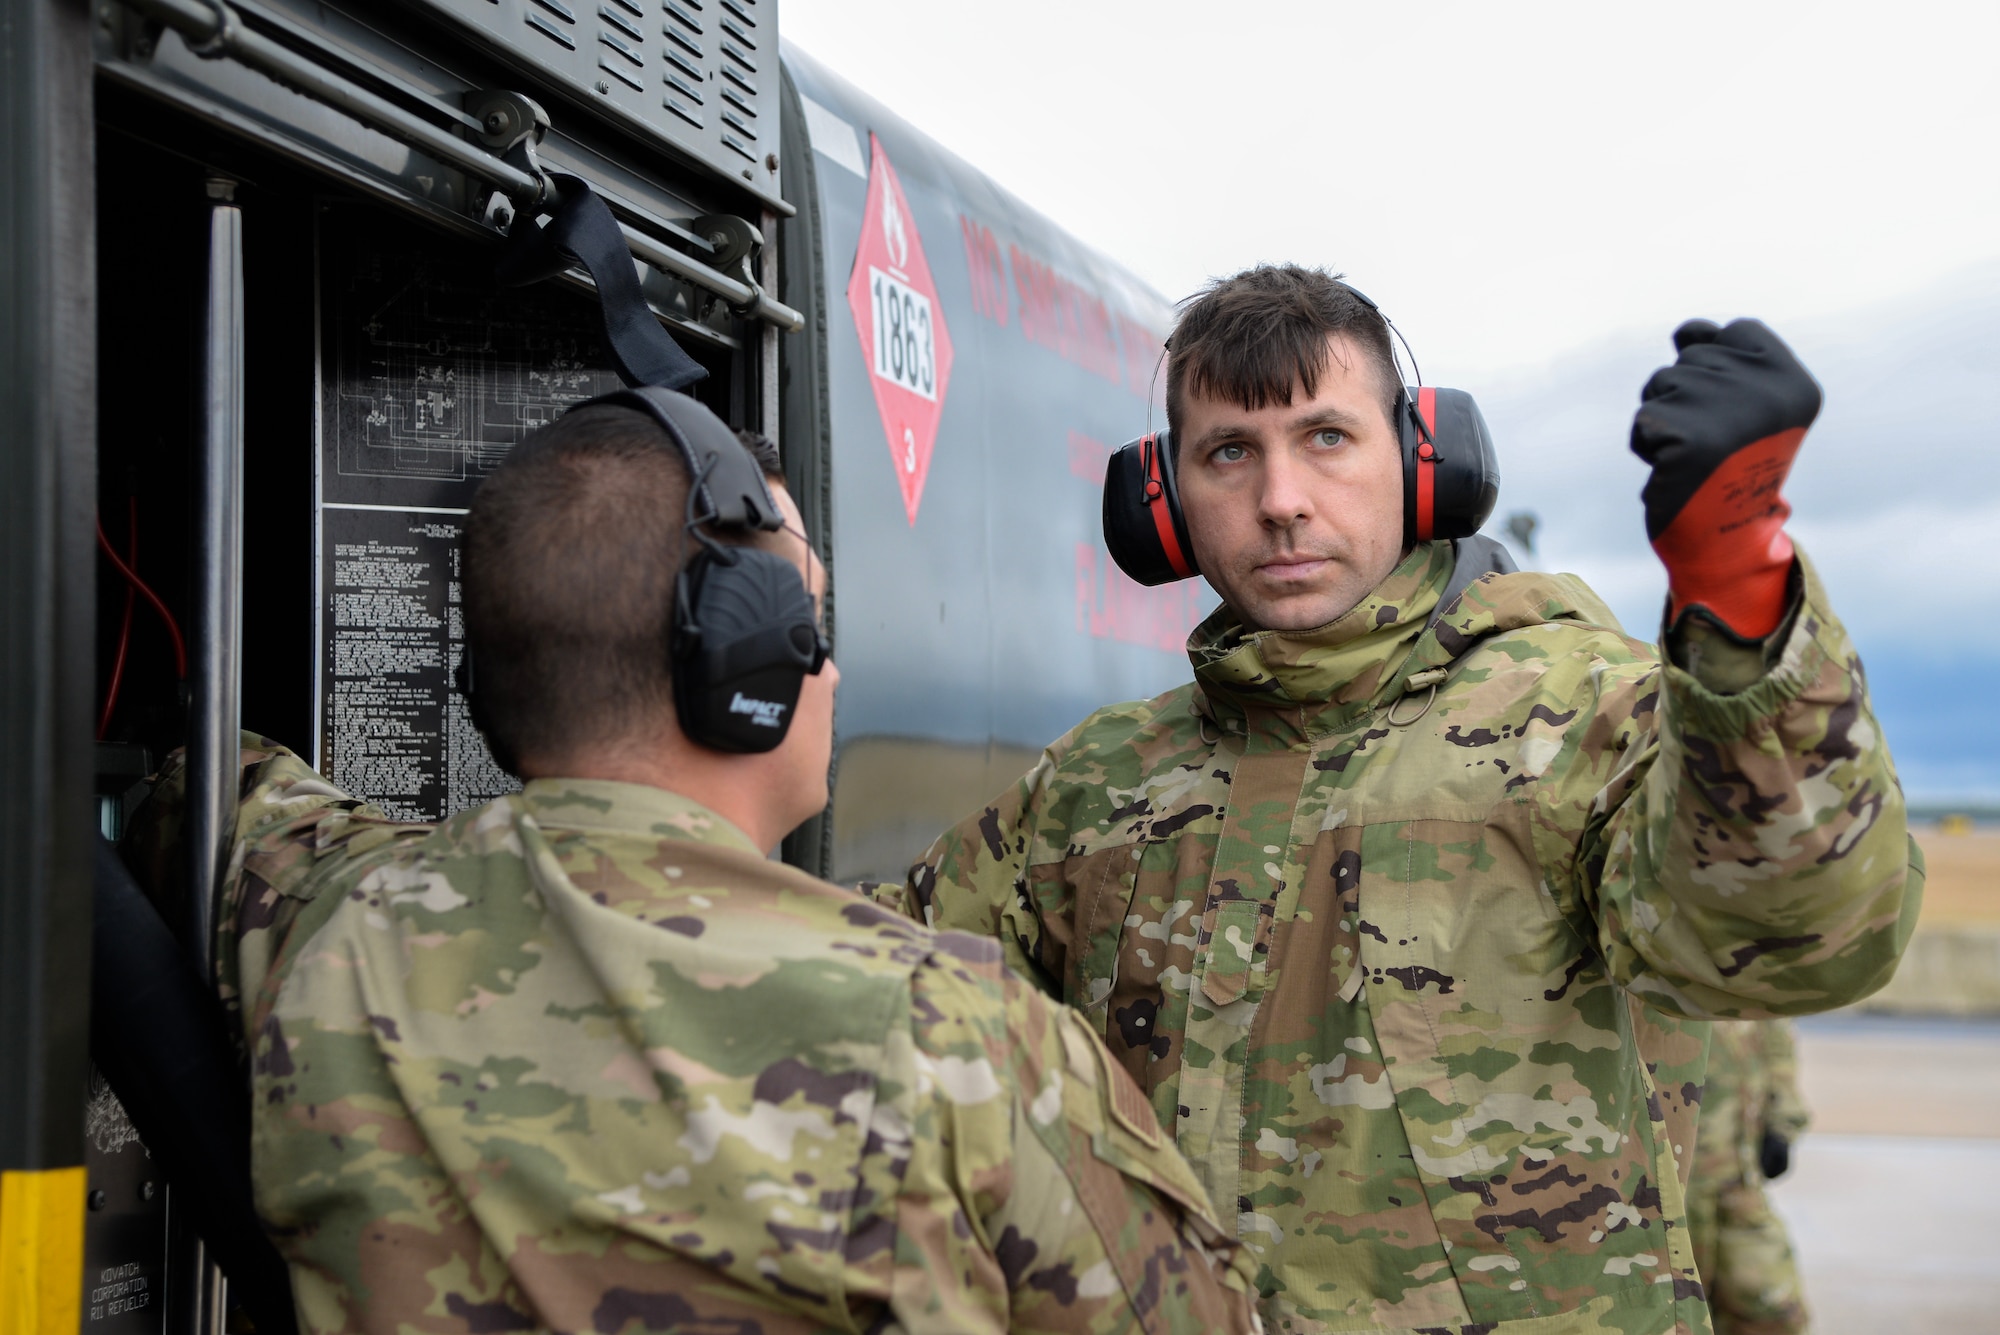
[846,134,954,526]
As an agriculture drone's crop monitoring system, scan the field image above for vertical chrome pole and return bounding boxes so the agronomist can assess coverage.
[187,176,242,979]
[760,207,780,446]
[177,173,243,1335]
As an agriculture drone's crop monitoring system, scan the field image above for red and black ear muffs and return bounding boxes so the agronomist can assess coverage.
[1101,429,1199,587]
[1399,386,1500,545]
[1101,389,1501,586]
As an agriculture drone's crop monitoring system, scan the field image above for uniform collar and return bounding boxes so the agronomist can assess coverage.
[519,778,762,854]
[1188,542,1454,742]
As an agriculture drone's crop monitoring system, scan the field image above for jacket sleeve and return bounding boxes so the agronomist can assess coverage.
[872,710,1128,999]
[883,941,1261,1335]
[123,732,427,1039]
[1547,551,1924,1019]
[1761,1018,1811,1140]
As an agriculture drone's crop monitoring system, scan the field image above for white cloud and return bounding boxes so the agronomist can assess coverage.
[784,0,2000,378]
[1791,499,2000,653]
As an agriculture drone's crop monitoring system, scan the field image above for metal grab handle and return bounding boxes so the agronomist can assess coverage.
[186,177,241,984]
[176,174,244,1335]
[116,0,805,332]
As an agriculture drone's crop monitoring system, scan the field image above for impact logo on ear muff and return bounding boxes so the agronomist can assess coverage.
[1101,286,1500,585]
[669,528,829,755]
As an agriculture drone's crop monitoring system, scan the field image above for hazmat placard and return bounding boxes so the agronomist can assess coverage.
[846,133,954,525]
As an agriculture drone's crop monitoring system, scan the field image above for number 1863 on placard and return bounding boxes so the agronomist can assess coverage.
[869,267,937,401]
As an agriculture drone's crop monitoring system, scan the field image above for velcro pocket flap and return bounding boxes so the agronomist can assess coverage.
[1199,899,1262,1007]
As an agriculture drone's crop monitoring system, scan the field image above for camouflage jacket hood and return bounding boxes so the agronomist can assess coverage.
[1185,543,1614,741]
[887,542,1921,1335]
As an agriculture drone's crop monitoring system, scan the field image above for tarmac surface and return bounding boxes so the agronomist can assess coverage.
[1772,1012,2000,1333]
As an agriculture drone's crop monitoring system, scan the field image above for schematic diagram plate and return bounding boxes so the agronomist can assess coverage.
[323,219,623,510]
[315,210,627,819]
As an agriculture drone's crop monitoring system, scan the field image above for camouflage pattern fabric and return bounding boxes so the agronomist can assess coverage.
[875,541,1922,1335]
[1686,1022,1810,1335]
[130,738,1261,1335]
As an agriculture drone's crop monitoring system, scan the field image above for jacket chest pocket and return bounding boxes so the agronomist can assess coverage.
[1192,749,1312,1008]
[1062,825,1222,1095]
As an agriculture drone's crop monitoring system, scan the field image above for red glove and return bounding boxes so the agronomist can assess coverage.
[1631,318,1821,640]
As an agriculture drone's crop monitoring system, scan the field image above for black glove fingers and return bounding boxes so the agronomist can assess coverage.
[1630,411,1691,466]
[1715,317,1782,353]
[1638,365,1680,404]
[1636,314,1819,544]
[1671,318,1724,352]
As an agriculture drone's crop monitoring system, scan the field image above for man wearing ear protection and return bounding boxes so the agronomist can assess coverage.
[875,266,1919,1335]
[121,392,1260,1333]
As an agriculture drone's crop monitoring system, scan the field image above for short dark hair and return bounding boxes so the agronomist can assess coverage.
[735,427,782,477]
[462,406,784,769]
[1166,265,1404,445]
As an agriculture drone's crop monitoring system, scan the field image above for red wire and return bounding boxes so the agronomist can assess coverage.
[96,498,138,740]
[96,514,188,680]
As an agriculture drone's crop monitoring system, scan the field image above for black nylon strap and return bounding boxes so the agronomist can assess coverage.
[90,838,298,1335]
[497,172,708,391]
[1424,534,1518,635]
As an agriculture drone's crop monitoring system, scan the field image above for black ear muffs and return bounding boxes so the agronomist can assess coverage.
[460,385,829,764]
[592,387,828,755]
[1399,386,1500,545]
[671,542,830,754]
[1102,430,1199,587]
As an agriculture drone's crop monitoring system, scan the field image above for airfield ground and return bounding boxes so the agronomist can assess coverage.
[1909,828,2000,925]
[1766,825,1999,1333]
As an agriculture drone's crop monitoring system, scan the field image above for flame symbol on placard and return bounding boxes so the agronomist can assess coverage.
[882,183,910,271]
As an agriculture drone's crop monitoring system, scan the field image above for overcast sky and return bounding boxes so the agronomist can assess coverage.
[788,0,2000,375]
[785,0,2000,800]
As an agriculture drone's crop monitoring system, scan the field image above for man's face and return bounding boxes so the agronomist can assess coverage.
[1175,333,1408,631]
[767,483,838,832]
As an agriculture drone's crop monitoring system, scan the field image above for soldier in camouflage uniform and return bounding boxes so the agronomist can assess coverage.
[1686,1021,1811,1335]
[128,396,1260,1333]
[873,268,1922,1335]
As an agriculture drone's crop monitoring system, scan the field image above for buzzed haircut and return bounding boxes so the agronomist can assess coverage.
[462,405,784,771]
[1166,265,1404,447]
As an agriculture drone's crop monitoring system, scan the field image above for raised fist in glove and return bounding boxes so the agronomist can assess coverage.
[1631,319,1822,641]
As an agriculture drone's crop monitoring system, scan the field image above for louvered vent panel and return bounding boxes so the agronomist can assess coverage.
[410,0,783,203]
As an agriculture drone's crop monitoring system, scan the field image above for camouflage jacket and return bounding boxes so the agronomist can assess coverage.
[145,739,1261,1334]
[875,542,1921,1335]
[1689,1020,1808,1193]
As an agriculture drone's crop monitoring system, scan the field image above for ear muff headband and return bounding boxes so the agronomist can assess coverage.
[588,385,786,534]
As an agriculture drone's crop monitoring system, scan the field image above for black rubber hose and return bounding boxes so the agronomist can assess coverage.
[89,837,298,1335]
